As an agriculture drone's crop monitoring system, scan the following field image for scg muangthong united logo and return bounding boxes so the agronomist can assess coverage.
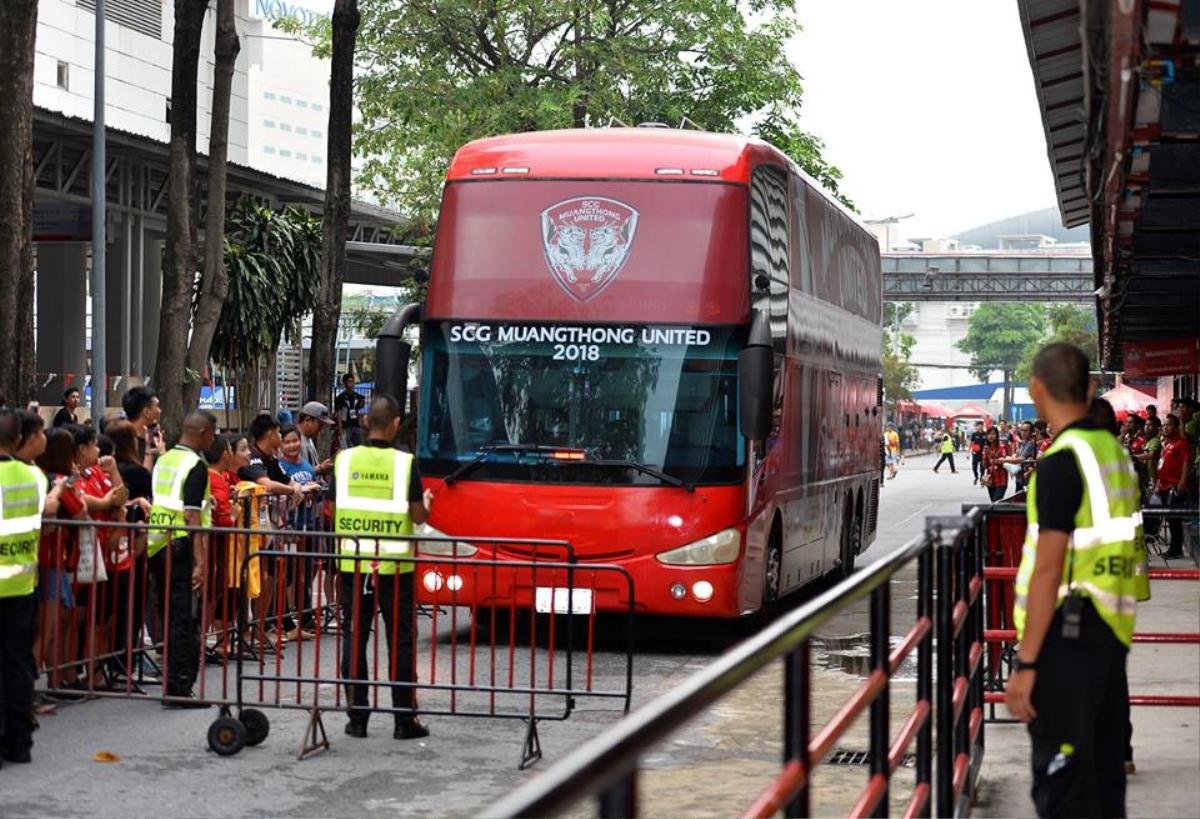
[540,197,639,302]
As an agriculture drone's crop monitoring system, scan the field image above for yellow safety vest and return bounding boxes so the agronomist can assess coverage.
[0,459,46,598]
[1015,428,1145,647]
[334,445,414,575]
[147,447,211,557]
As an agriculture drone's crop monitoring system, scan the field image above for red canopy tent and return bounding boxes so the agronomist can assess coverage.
[952,402,993,420]
[919,401,951,418]
[1099,384,1156,420]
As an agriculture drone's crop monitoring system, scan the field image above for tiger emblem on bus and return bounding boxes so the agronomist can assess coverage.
[540,197,639,301]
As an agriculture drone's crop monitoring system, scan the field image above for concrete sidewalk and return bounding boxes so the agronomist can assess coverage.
[975,565,1200,818]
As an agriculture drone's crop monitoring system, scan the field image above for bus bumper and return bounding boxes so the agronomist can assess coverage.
[414,557,745,618]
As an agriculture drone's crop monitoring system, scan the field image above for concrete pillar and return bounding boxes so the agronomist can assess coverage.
[35,244,88,404]
[105,219,130,376]
[140,237,163,382]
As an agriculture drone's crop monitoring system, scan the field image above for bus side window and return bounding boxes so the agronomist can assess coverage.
[750,164,790,443]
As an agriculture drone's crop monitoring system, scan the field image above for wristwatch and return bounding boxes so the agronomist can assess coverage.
[1014,657,1038,673]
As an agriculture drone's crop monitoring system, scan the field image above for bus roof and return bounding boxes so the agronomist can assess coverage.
[446,128,781,184]
[445,127,866,229]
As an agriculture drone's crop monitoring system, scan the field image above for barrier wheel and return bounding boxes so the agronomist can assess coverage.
[208,717,246,756]
[239,708,270,746]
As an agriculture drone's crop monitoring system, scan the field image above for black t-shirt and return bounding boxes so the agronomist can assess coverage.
[118,461,152,502]
[969,431,986,450]
[358,438,423,502]
[238,444,287,485]
[334,389,365,427]
[1035,417,1104,534]
[176,445,210,511]
[52,407,77,427]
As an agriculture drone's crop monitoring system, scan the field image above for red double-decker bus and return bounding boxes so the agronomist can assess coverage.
[409,127,882,618]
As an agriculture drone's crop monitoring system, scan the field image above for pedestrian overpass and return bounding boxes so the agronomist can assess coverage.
[882,253,1093,302]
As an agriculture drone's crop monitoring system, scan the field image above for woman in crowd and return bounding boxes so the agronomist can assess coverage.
[105,420,154,682]
[35,428,91,688]
[980,426,1012,503]
[69,425,128,688]
[278,425,323,642]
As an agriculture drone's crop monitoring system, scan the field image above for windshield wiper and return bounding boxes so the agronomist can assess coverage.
[589,458,695,492]
[443,443,569,486]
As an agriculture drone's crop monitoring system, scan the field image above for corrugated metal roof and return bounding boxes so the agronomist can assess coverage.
[1017,0,1091,228]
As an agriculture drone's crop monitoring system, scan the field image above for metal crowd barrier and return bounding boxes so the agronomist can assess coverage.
[484,512,991,819]
[975,502,1200,717]
[32,502,634,768]
[929,512,986,818]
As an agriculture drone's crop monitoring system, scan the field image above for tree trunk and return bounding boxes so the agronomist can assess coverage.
[1002,368,1012,421]
[155,0,209,438]
[306,0,359,406]
[184,0,239,412]
[0,0,39,406]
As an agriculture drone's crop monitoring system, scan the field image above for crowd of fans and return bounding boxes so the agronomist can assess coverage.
[965,396,1197,558]
[11,385,349,713]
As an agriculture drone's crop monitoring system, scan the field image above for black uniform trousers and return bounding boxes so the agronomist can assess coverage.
[0,593,37,759]
[148,538,200,696]
[340,571,415,727]
[1027,599,1129,818]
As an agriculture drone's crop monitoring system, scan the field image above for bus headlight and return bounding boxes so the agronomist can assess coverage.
[656,528,740,565]
[415,524,478,558]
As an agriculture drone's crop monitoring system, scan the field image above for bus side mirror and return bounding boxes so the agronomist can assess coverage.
[738,345,773,441]
[375,302,422,411]
[738,310,774,442]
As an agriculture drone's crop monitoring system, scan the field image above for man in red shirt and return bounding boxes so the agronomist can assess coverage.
[1155,414,1192,558]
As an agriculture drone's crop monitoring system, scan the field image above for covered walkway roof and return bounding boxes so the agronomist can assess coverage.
[1018,0,1199,369]
[33,107,425,287]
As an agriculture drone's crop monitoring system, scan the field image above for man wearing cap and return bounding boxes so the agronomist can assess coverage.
[297,402,334,479]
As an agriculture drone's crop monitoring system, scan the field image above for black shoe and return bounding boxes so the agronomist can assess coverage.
[394,718,429,740]
[1163,549,1184,559]
[1,748,31,764]
[345,721,368,738]
[162,691,210,709]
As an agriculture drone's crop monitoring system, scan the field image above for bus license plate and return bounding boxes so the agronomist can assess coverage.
[534,587,594,615]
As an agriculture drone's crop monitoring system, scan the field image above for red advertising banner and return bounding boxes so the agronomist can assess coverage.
[1122,337,1200,378]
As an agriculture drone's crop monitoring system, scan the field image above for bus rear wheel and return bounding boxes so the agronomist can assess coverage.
[763,523,783,605]
[840,503,860,579]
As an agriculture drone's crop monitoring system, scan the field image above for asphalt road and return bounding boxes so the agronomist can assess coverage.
[2,451,988,817]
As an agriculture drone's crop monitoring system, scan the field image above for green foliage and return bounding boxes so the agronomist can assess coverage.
[284,0,848,228]
[955,303,1047,382]
[1015,304,1099,382]
[883,301,918,403]
[210,198,323,371]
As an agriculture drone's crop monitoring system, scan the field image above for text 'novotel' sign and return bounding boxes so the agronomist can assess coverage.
[253,0,327,26]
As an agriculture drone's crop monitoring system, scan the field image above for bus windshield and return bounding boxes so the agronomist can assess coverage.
[418,322,745,486]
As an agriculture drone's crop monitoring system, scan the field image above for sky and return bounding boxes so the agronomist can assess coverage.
[787,1,1060,240]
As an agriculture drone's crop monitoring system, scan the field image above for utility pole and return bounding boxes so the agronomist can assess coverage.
[90,0,108,420]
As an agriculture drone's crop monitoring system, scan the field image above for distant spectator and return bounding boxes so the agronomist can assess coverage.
[16,409,48,465]
[121,386,163,470]
[884,424,900,480]
[1088,397,1120,436]
[1154,414,1191,559]
[297,401,335,479]
[1014,420,1038,492]
[334,374,366,447]
[932,432,957,474]
[53,387,81,427]
[1146,404,1158,424]
[969,421,986,485]
[981,426,1012,502]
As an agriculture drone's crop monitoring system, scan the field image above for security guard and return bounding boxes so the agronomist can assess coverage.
[0,408,47,766]
[1007,343,1143,818]
[335,394,431,740]
[146,411,216,706]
